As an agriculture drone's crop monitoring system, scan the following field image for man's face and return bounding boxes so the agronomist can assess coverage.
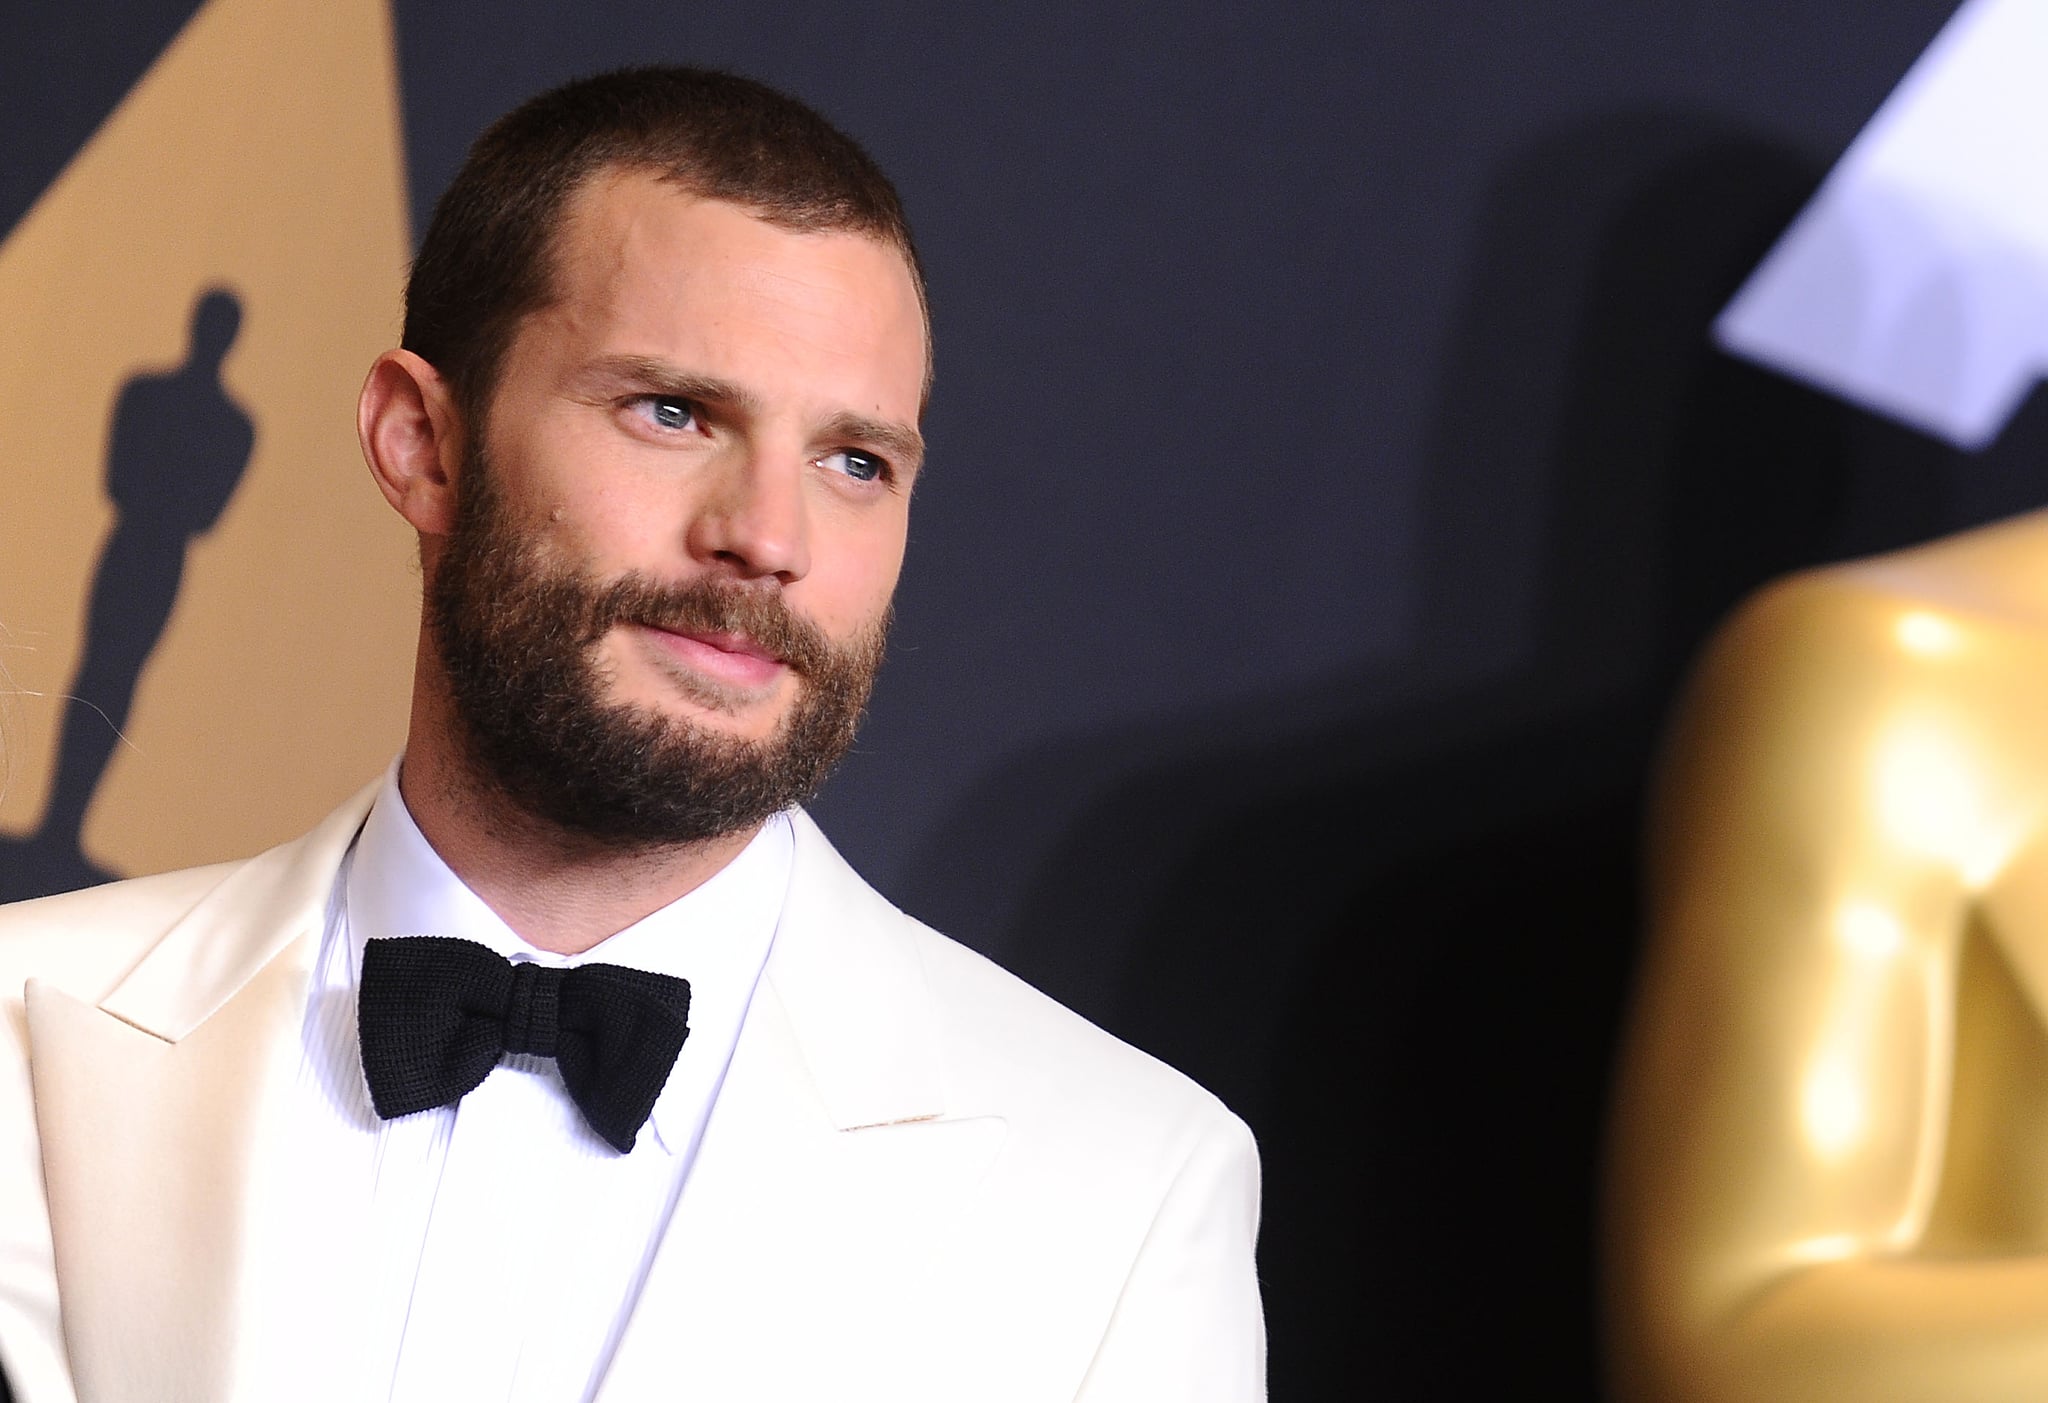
[426,171,928,845]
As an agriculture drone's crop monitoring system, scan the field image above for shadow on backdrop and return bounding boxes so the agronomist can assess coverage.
[0,287,254,904]
[893,109,2023,1398]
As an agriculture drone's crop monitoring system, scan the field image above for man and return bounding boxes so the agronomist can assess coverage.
[0,68,1262,1402]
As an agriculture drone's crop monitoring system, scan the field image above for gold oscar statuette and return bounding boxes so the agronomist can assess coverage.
[1608,509,2048,1401]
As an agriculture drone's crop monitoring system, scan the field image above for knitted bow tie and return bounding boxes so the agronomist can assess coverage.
[357,935,693,1153]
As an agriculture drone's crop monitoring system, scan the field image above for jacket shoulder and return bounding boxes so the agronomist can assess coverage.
[905,914,1249,1149]
[0,862,246,1001]
[785,808,1247,1147]
[894,915,1265,1398]
[0,780,377,1009]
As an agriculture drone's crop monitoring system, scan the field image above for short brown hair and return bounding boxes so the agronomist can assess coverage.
[402,66,927,429]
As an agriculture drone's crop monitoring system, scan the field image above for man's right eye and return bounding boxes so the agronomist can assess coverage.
[642,396,698,432]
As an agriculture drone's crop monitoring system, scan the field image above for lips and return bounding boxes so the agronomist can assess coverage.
[635,621,789,690]
[664,626,781,664]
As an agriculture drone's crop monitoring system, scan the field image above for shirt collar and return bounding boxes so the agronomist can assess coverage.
[345,759,792,1153]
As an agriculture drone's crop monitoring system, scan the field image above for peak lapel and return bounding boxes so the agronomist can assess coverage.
[29,959,305,1403]
[599,813,1009,1401]
[27,784,374,1403]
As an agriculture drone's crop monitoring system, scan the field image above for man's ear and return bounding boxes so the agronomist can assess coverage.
[358,349,466,538]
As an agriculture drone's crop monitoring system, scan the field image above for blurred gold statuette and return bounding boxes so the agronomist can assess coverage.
[1608,510,2048,1401]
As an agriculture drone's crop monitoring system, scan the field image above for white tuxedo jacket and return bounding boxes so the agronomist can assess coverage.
[0,785,1264,1402]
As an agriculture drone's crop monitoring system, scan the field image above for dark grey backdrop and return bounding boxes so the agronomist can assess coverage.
[7,2,2034,1397]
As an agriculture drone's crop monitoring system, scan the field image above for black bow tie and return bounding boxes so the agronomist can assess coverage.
[357,936,693,1153]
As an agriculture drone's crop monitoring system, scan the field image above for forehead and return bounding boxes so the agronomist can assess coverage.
[530,169,928,419]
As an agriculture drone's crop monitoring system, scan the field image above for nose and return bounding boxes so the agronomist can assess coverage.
[684,448,811,584]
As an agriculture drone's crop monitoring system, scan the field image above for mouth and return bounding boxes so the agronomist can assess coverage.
[633,621,789,692]
[670,626,781,664]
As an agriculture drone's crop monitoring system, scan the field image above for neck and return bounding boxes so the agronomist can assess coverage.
[397,653,759,955]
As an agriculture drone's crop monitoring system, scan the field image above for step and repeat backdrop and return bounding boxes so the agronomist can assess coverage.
[3,1,2039,1397]
[0,0,415,897]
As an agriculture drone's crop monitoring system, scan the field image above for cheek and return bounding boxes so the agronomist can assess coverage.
[807,519,907,631]
[498,419,660,544]
[536,491,676,569]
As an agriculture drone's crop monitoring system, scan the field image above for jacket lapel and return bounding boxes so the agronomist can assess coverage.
[29,793,1004,1400]
[598,812,1009,1400]
[26,784,375,1403]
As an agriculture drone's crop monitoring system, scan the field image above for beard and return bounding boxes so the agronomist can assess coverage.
[425,446,889,849]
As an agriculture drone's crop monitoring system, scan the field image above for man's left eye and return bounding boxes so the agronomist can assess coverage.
[821,448,887,483]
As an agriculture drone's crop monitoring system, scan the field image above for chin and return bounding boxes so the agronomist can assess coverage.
[684,711,787,746]
[606,663,776,722]
[643,693,792,745]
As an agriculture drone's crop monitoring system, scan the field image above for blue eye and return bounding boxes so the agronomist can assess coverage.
[648,397,696,430]
[824,448,886,483]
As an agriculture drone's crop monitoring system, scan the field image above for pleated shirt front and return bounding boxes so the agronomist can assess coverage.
[246,763,790,1402]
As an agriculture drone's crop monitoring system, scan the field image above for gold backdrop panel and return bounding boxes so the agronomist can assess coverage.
[0,0,415,879]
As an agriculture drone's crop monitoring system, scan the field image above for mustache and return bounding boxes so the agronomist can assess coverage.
[578,574,834,676]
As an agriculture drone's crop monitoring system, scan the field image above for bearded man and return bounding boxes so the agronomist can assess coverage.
[0,68,1263,1403]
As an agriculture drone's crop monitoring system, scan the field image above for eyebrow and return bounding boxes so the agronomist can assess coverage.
[818,410,926,476]
[583,353,926,475]
[582,355,763,415]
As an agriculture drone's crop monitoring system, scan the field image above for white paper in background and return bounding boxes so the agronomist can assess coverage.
[1715,0,2048,451]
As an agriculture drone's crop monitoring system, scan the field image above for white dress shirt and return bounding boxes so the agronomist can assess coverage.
[247,763,790,1403]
